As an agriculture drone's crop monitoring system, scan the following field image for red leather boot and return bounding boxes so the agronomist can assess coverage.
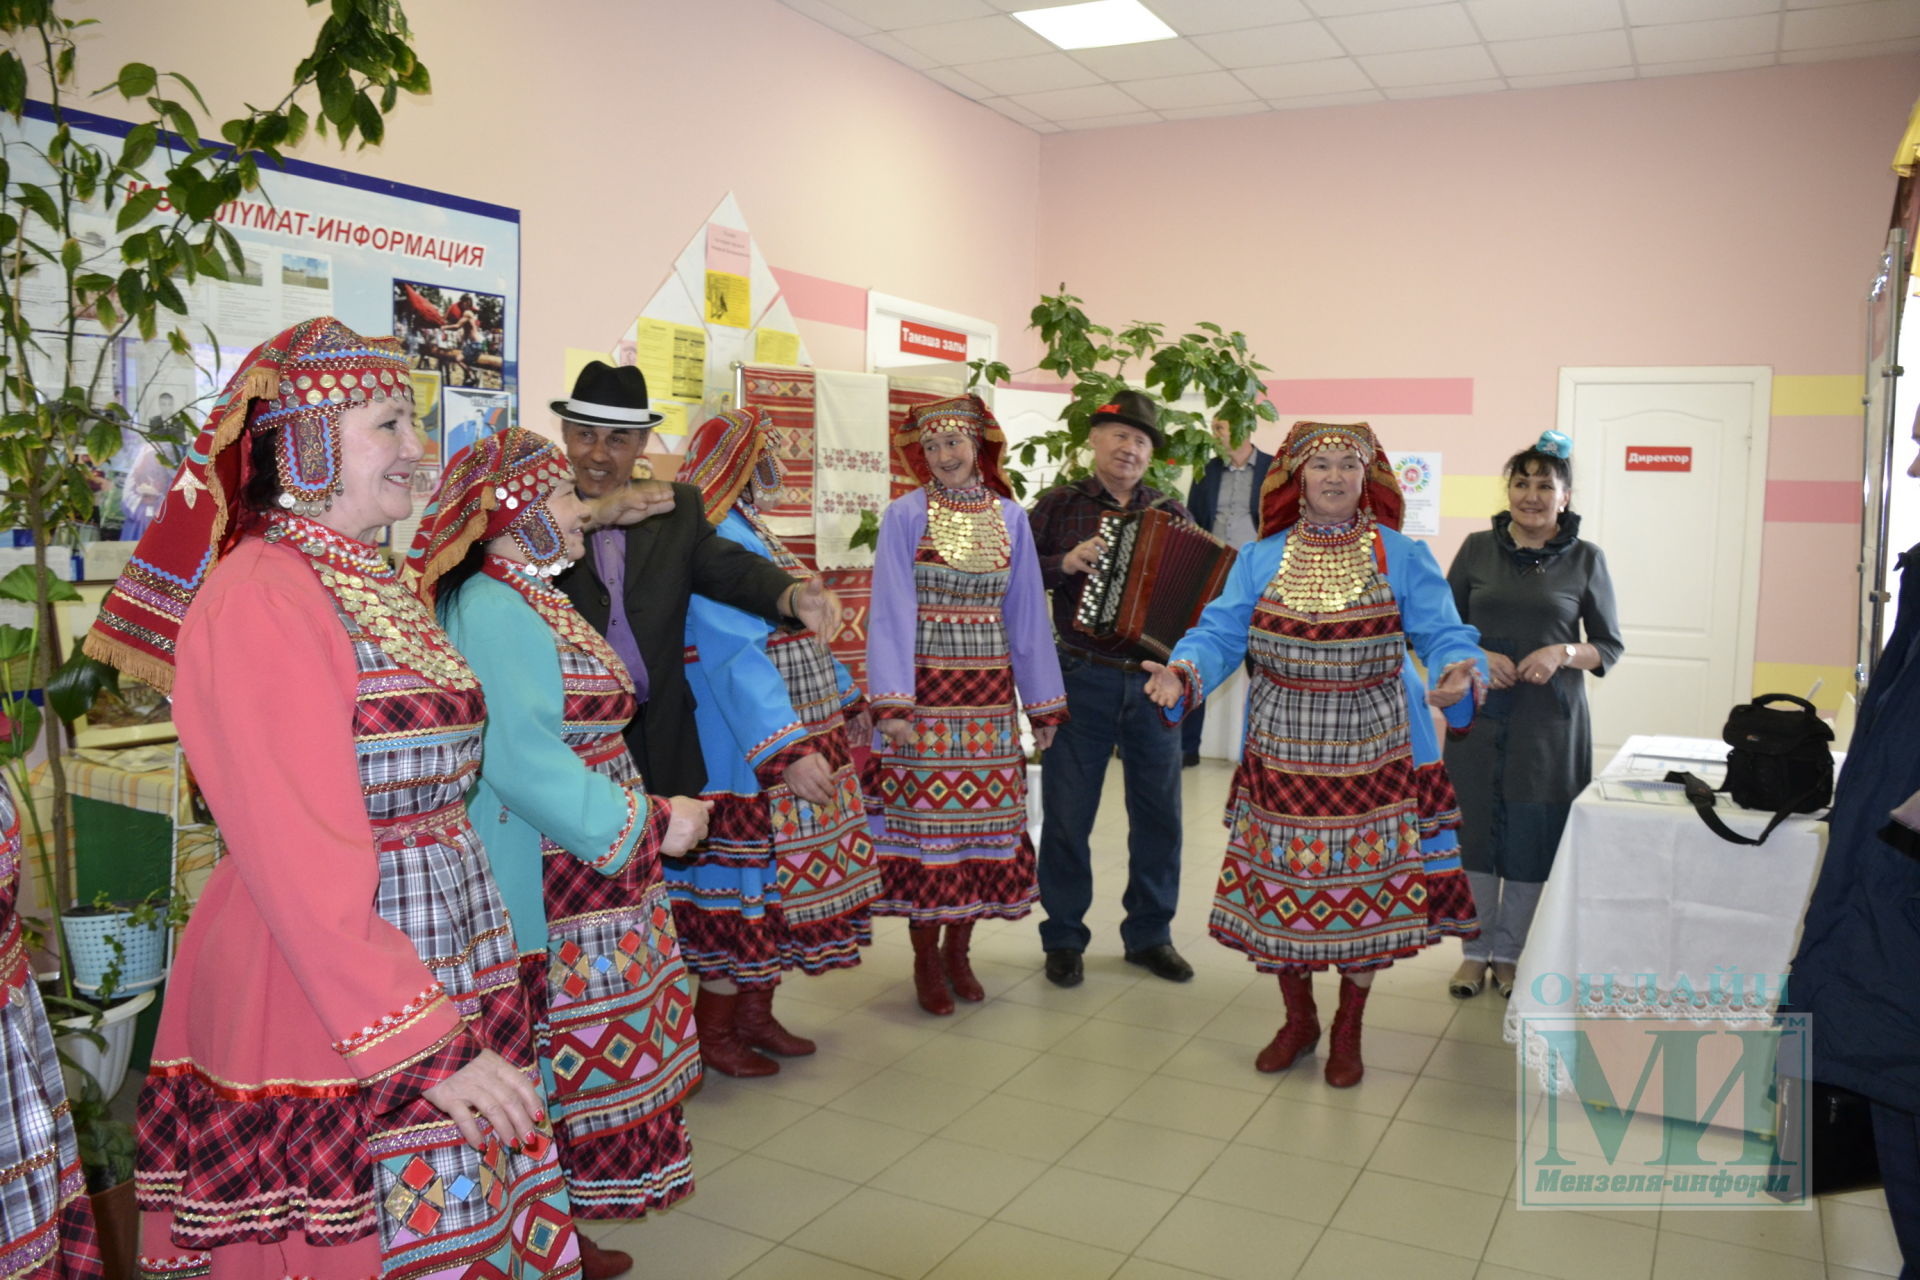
[577,1233,633,1280]
[1324,974,1371,1088]
[1255,971,1321,1072]
[943,921,985,1002]
[737,985,817,1056]
[693,986,778,1077]
[910,924,954,1015]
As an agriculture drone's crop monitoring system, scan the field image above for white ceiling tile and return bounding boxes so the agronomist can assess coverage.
[923,65,1000,97]
[1158,100,1277,117]
[829,0,996,28]
[1505,64,1639,86]
[1780,32,1920,56]
[978,95,1050,124]
[1059,110,1169,128]
[1465,0,1624,41]
[1786,0,1869,7]
[984,0,1088,8]
[1265,88,1389,106]
[1357,42,1500,83]
[1632,12,1781,60]
[779,0,877,38]
[1069,37,1221,78]
[859,31,940,68]
[1142,0,1314,33]
[1325,3,1479,54]
[1032,120,1065,131]
[1622,0,1781,22]
[1637,51,1781,71]
[891,14,1055,63]
[1304,0,1457,14]
[1782,0,1920,47]
[1489,27,1634,74]
[1383,77,1511,96]
[1125,68,1262,105]
[1007,82,1151,118]
[1235,55,1375,94]
[1192,20,1347,66]
[952,52,1104,93]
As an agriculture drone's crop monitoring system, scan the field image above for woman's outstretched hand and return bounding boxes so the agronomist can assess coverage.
[1141,660,1184,709]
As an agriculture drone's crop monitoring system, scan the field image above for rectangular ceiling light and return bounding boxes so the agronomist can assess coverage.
[1011,0,1177,50]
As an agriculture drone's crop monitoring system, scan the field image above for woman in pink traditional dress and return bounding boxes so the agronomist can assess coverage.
[0,775,105,1280]
[85,319,579,1280]
[1145,420,1485,1087]
[414,428,708,1278]
[667,408,881,1077]
[866,395,1067,1016]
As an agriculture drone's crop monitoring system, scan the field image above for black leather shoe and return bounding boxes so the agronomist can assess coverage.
[1125,943,1194,983]
[1181,752,1201,768]
[1043,949,1084,988]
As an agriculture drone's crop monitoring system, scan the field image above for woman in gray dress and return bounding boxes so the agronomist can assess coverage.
[1442,432,1624,998]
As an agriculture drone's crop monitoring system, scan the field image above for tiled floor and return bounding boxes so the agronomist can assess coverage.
[602,760,1906,1279]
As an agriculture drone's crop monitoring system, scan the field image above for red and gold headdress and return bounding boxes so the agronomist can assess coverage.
[83,316,410,691]
[409,427,575,600]
[1258,420,1404,537]
[894,394,1012,498]
[681,407,780,525]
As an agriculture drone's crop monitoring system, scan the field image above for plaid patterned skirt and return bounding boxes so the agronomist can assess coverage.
[0,966,106,1280]
[1207,592,1477,974]
[671,633,880,986]
[868,608,1038,925]
[135,813,580,1280]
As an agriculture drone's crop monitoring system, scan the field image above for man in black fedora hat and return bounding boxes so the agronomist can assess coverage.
[556,360,842,804]
[1028,389,1196,989]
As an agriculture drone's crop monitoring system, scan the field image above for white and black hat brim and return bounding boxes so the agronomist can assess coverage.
[548,397,665,429]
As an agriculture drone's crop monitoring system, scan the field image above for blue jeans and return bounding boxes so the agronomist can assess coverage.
[1038,652,1183,954]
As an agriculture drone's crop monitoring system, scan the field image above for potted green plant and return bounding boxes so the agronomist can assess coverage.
[0,1,429,1254]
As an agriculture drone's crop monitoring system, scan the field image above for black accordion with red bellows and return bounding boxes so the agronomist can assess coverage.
[1072,508,1237,660]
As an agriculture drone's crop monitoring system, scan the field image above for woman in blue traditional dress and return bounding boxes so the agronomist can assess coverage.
[665,408,880,1077]
[413,428,710,1280]
[1145,420,1484,1087]
[866,395,1068,1016]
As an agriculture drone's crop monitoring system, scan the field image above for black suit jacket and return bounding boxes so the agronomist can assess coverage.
[558,482,796,796]
[1186,447,1273,537]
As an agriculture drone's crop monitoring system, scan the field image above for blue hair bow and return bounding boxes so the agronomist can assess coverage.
[1535,430,1572,459]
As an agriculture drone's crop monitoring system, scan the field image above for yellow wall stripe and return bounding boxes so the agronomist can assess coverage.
[1440,473,1506,520]
[1771,375,1864,418]
[1751,662,1855,711]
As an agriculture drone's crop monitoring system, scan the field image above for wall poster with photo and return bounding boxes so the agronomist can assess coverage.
[7,100,521,543]
[442,387,512,463]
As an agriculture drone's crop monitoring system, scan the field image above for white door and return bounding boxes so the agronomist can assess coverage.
[1557,367,1770,758]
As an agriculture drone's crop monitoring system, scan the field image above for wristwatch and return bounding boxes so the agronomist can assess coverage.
[1564,643,1577,663]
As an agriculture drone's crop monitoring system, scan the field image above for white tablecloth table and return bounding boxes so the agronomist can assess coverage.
[1506,735,1832,1121]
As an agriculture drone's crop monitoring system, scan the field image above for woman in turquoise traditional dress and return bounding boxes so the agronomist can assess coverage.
[1145,420,1485,1087]
[665,407,880,1077]
[414,428,710,1280]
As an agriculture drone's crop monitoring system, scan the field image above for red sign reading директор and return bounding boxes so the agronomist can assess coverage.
[1625,446,1692,472]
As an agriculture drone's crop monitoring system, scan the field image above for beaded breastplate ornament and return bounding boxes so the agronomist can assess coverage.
[269,514,478,691]
[926,482,1009,574]
[481,554,635,695]
[1273,516,1381,614]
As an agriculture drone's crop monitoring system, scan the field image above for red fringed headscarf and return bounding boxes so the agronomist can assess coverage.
[894,394,1013,498]
[680,407,780,525]
[1257,420,1405,537]
[408,427,574,600]
[84,317,411,691]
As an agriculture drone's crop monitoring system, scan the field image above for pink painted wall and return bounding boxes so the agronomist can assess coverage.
[1034,57,1917,671]
[67,0,1045,412]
